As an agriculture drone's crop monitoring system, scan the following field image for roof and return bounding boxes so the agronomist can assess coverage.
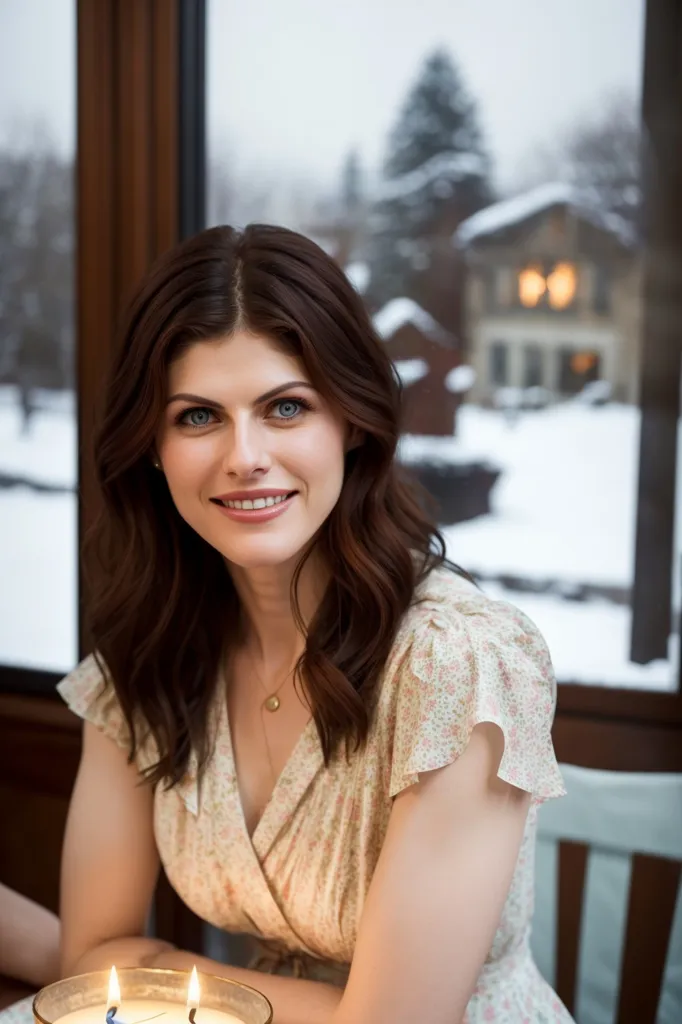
[372,298,453,346]
[394,358,429,387]
[455,182,634,248]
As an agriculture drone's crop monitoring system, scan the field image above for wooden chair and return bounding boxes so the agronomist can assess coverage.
[532,763,682,1024]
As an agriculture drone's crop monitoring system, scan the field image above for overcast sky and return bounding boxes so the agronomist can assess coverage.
[0,0,645,191]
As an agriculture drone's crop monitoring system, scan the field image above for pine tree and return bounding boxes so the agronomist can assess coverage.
[367,49,493,335]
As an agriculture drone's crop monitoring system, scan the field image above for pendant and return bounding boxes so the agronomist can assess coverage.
[264,694,281,712]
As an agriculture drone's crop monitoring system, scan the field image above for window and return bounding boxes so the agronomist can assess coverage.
[558,348,601,393]
[489,342,508,386]
[0,0,77,673]
[206,0,681,698]
[517,261,578,311]
[524,345,544,388]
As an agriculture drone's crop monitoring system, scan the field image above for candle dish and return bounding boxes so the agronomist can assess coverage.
[33,968,272,1024]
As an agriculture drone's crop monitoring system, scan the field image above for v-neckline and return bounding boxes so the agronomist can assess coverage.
[222,693,324,860]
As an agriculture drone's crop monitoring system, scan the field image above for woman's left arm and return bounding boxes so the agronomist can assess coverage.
[331,722,531,1024]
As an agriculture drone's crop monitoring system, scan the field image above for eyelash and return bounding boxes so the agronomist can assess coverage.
[175,397,313,430]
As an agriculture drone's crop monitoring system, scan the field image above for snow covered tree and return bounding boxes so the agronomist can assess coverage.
[0,143,74,402]
[367,48,493,335]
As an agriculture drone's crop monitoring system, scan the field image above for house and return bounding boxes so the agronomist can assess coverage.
[372,298,462,435]
[455,183,641,404]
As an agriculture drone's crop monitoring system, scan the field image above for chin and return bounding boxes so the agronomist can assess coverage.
[218,533,313,572]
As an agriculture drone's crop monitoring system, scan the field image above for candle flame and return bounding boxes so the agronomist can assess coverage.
[107,966,121,1007]
[187,966,200,1010]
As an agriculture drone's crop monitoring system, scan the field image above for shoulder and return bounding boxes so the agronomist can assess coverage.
[382,566,565,803]
[392,565,553,678]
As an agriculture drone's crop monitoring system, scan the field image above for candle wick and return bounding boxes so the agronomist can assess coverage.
[106,1007,118,1024]
[188,1009,197,1024]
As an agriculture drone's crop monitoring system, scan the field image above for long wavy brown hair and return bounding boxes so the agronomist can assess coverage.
[84,223,465,788]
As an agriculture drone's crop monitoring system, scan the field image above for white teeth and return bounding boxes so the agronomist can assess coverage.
[221,494,291,510]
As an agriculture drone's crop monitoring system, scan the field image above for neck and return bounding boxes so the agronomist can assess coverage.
[228,550,327,673]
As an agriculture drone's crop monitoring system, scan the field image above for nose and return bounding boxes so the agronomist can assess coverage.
[222,415,270,479]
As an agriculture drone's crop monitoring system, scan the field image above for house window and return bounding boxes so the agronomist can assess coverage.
[524,345,544,388]
[558,348,601,393]
[517,261,578,310]
[489,341,508,385]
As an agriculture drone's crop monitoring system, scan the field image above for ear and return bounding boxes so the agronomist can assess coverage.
[345,426,364,453]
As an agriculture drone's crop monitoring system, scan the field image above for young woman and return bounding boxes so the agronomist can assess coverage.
[3,224,572,1024]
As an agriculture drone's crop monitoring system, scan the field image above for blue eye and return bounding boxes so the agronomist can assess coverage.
[272,399,304,420]
[179,407,215,428]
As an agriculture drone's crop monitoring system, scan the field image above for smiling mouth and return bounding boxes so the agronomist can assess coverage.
[211,491,298,511]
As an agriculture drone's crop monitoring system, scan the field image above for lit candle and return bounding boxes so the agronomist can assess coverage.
[187,968,199,1024]
[105,967,120,1024]
[33,966,271,1024]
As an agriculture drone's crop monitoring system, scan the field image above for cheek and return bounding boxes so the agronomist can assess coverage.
[283,423,346,489]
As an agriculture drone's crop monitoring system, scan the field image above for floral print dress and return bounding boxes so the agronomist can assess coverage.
[2,568,573,1023]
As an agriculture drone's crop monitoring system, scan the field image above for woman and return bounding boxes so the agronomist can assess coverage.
[4,224,571,1024]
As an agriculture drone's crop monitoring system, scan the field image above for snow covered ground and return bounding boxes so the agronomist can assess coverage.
[0,386,678,690]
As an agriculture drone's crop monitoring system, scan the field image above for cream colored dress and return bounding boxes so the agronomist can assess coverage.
[2,569,573,1023]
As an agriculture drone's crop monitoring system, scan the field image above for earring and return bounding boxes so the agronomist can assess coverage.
[153,458,162,470]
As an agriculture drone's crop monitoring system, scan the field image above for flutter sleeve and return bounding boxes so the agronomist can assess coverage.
[57,653,132,752]
[389,582,566,804]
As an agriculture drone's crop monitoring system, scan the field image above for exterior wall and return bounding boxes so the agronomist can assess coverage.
[383,323,459,435]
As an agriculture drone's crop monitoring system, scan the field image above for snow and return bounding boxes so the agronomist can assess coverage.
[376,151,487,204]
[0,387,679,690]
[345,261,370,295]
[445,365,476,394]
[444,402,639,587]
[373,297,450,344]
[394,359,429,387]
[0,386,78,671]
[455,181,634,248]
[0,386,75,488]
[399,432,495,468]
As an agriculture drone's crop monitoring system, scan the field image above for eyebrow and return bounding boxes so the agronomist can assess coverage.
[166,380,315,409]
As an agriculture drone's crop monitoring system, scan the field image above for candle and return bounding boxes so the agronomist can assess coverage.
[33,967,272,1024]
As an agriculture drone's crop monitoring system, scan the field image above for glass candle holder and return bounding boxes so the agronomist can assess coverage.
[33,968,272,1024]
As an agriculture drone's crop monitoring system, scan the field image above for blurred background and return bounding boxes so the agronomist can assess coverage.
[0,2,680,1022]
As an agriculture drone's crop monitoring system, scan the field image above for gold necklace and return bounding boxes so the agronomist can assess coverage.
[248,651,293,713]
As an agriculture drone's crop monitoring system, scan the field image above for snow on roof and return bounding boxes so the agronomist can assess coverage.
[376,151,487,204]
[373,298,452,345]
[345,261,370,294]
[394,358,429,388]
[445,365,476,394]
[455,182,634,248]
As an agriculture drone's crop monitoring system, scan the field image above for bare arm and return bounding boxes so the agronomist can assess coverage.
[62,723,342,1024]
[330,723,531,1024]
[0,882,60,987]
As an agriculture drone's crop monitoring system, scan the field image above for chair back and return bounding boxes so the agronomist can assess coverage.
[532,763,682,1024]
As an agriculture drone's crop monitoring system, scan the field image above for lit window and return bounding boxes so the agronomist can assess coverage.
[547,262,577,309]
[570,352,598,375]
[518,265,546,307]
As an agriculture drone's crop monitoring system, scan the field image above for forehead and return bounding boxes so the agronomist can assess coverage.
[167,330,308,391]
